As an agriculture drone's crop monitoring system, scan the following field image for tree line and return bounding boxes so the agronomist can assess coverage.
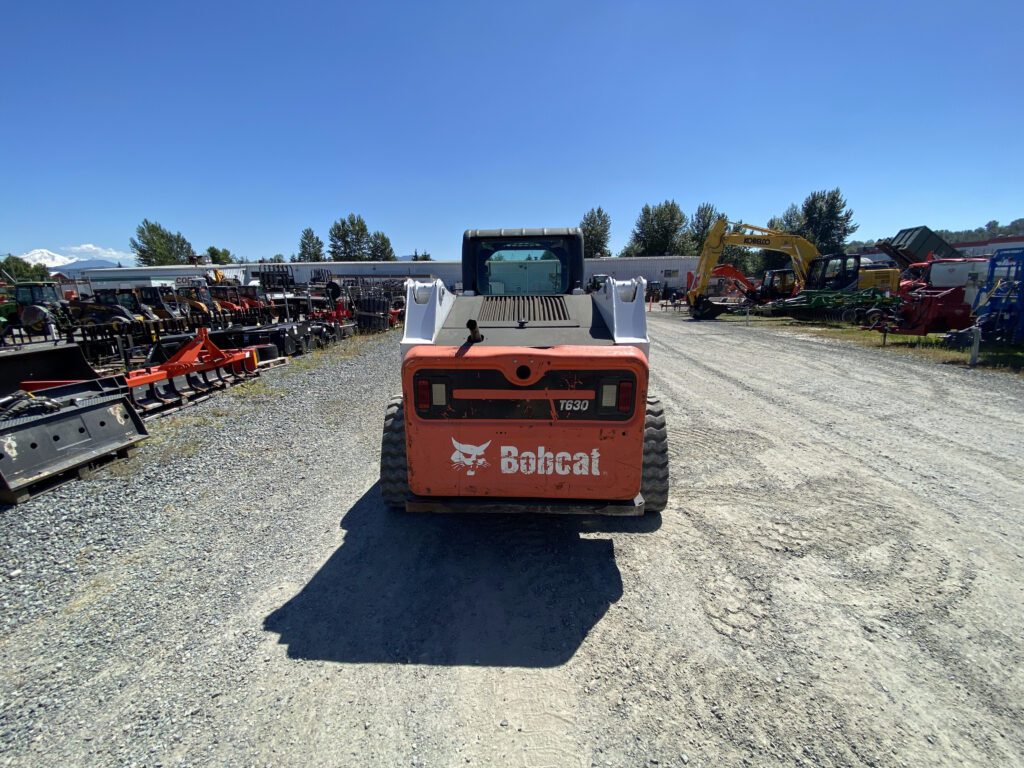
[129,214,415,267]
[847,218,1024,252]
[121,194,1017,272]
[578,188,859,277]
[129,219,252,267]
[296,214,397,262]
[1,254,50,281]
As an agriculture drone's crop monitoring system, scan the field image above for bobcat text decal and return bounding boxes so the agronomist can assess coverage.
[449,438,602,477]
[501,446,600,476]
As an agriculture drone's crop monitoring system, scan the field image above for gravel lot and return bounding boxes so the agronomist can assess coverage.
[2,316,1023,767]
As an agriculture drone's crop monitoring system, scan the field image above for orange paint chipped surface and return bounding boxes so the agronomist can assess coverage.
[402,345,648,500]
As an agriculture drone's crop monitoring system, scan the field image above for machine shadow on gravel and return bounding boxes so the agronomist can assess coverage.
[264,484,659,668]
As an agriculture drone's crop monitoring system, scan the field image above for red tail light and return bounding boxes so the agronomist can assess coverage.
[616,380,634,413]
[415,379,430,410]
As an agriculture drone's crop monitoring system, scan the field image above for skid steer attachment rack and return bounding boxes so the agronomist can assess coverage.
[18,329,260,419]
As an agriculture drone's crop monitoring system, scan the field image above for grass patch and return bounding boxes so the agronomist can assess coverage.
[719,313,1024,374]
[225,377,277,398]
[278,332,380,375]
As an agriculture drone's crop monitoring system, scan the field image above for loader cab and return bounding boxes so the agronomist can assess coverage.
[14,282,63,308]
[462,229,585,296]
[759,269,796,301]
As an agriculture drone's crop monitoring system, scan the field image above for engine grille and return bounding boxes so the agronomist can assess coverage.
[478,295,570,324]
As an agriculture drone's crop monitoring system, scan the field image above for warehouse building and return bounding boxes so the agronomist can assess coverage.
[81,255,698,291]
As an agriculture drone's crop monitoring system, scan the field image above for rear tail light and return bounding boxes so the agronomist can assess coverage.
[415,379,448,410]
[616,380,634,413]
[415,379,430,410]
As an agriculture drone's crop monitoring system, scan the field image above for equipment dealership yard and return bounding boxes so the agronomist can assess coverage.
[1,313,1022,768]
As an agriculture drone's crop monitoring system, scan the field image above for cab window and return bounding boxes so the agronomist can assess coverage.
[475,238,569,295]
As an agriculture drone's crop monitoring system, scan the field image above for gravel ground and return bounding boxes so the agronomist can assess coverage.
[1,317,1022,767]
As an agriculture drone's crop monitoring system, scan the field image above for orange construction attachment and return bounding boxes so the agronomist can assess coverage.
[402,344,648,502]
[124,328,255,387]
[19,329,259,416]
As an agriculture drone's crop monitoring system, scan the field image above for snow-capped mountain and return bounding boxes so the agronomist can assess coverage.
[59,258,121,271]
[18,248,76,269]
[15,248,124,273]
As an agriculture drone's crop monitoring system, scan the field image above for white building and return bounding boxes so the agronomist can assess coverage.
[586,255,697,289]
[80,255,699,291]
[75,264,248,288]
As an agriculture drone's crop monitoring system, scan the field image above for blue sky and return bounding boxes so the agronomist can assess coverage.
[2,1,1021,263]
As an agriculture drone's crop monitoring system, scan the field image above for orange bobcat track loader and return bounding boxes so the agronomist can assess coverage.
[379,228,669,516]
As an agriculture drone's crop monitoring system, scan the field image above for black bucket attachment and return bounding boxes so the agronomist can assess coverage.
[0,345,100,397]
[0,379,148,504]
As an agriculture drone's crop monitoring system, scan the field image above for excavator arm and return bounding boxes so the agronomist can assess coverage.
[710,264,757,295]
[687,220,820,318]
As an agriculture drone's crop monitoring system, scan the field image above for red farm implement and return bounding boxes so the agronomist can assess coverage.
[18,328,260,417]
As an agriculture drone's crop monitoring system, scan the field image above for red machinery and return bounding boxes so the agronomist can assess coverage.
[709,264,758,297]
[873,258,988,335]
[20,328,260,415]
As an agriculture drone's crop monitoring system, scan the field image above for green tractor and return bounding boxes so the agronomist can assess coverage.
[0,279,74,339]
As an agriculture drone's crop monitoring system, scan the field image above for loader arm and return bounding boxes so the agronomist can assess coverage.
[687,221,820,306]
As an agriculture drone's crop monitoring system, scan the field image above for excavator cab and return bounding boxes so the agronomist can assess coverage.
[804,255,899,293]
[380,228,669,516]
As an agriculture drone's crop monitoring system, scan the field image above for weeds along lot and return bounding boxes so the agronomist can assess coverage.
[2,318,1023,767]
[717,312,1024,374]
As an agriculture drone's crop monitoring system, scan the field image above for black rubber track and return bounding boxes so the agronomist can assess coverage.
[379,396,409,508]
[641,395,670,513]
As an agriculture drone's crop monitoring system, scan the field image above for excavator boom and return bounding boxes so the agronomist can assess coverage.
[687,220,820,318]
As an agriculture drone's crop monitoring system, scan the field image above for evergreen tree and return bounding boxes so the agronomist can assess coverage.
[206,246,234,265]
[368,231,396,261]
[766,203,805,235]
[328,214,372,260]
[688,202,725,255]
[298,228,325,262]
[579,207,612,259]
[328,218,348,261]
[621,200,690,256]
[130,219,195,266]
[2,254,50,281]
[798,189,858,255]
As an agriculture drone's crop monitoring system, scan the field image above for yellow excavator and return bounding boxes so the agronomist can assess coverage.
[687,220,820,319]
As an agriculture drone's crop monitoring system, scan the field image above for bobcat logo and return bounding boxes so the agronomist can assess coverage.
[450,438,491,476]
